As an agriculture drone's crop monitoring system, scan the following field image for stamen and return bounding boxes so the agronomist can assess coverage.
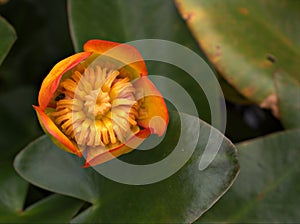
[102,70,120,92]
[51,64,141,149]
[60,79,78,93]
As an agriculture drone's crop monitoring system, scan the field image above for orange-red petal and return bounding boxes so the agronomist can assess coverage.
[134,77,169,136]
[83,39,148,78]
[83,128,151,167]
[38,52,92,110]
[33,106,82,157]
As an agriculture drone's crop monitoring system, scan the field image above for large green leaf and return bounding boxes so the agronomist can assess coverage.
[275,71,300,129]
[68,0,202,53]
[175,0,300,109]
[199,129,300,223]
[0,163,83,223]
[68,0,223,125]
[16,194,83,223]
[0,87,42,162]
[217,73,251,105]
[0,163,28,218]
[0,16,16,65]
[14,112,239,223]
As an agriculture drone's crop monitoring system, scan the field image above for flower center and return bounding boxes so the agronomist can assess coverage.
[51,64,139,149]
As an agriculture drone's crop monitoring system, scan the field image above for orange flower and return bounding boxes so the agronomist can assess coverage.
[34,40,169,167]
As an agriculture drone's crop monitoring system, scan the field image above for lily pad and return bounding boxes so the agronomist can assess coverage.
[0,163,83,223]
[275,71,300,129]
[199,128,300,223]
[68,0,202,54]
[217,73,251,105]
[175,0,300,109]
[14,112,239,223]
[0,16,16,65]
[0,163,28,219]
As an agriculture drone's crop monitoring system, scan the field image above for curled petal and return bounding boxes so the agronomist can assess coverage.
[33,106,82,157]
[38,52,92,110]
[83,128,151,167]
[134,77,169,136]
[83,39,148,79]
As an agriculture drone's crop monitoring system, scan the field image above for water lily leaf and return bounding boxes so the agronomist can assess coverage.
[0,163,28,218]
[0,163,83,223]
[14,112,239,223]
[199,128,300,223]
[68,0,202,54]
[0,16,16,65]
[175,0,300,109]
[68,0,224,125]
[275,71,300,129]
[0,87,42,162]
[18,194,83,223]
[217,73,251,105]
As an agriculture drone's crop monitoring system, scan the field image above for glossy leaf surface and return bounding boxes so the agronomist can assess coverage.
[0,163,28,218]
[0,164,83,223]
[68,0,201,53]
[14,112,239,223]
[199,129,300,223]
[175,0,300,107]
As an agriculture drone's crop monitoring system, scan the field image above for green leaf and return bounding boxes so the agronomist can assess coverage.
[199,129,300,223]
[217,73,252,105]
[0,87,42,162]
[68,0,221,124]
[68,0,202,53]
[0,16,16,65]
[0,163,83,223]
[275,71,300,129]
[0,163,28,217]
[20,195,83,223]
[175,0,300,107]
[14,112,239,223]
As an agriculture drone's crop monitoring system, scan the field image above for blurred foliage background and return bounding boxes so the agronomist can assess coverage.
[0,0,299,223]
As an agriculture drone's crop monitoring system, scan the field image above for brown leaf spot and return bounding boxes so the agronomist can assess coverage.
[260,94,280,118]
[211,44,222,63]
[183,12,194,21]
[239,7,249,15]
[260,59,273,68]
[243,86,256,98]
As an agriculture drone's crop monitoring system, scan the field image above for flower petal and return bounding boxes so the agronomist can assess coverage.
[33,106,82,157]
[38,52,92,110]
[83,39,148,79]
[134,77,169,136]
[83,128,151,167]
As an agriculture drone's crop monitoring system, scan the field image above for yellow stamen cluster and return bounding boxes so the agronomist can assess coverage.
[51,64,139,149]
